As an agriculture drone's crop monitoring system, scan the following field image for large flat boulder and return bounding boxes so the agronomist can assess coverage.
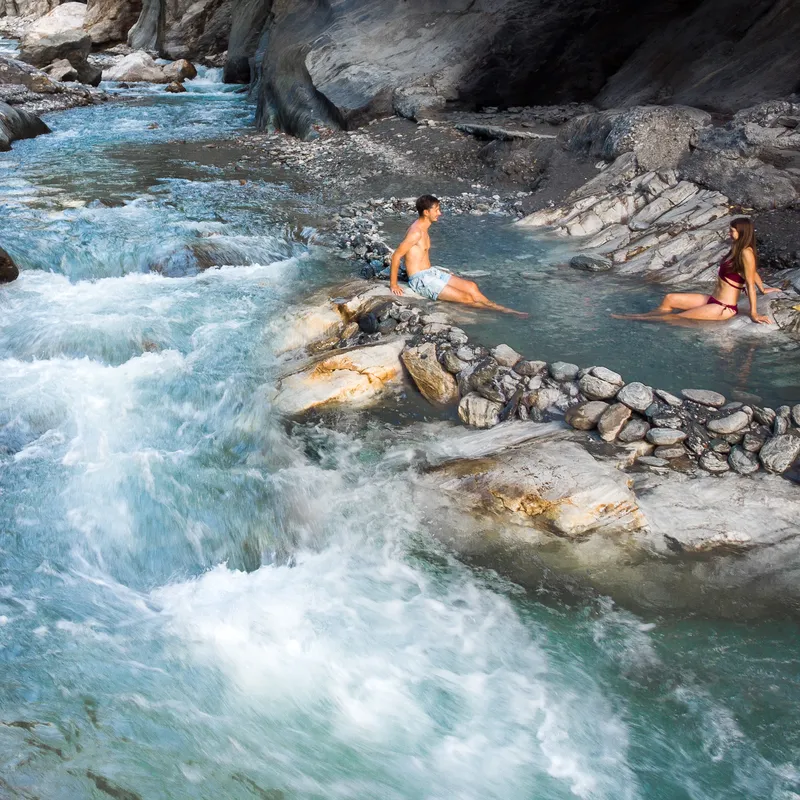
[427,439,644,539]
[271,340,406,416]
[636,473,800,554]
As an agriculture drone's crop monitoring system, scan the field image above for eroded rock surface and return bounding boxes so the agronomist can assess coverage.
[429,438,644,539]
[271,340,406,415]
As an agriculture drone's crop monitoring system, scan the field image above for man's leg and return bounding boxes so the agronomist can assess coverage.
[441,275,528,316]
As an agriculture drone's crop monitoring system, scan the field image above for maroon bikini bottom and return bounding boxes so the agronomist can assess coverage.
[706,296,738,315]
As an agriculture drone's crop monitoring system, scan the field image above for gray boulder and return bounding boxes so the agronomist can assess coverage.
[682,388,725,408]
[20,29,90,68]
[759,434,800,474]
[729,446,759,475]
[84,0,143,45]
[646,428,687,446]
[579,374,619,401]
[103,51,169,82]
[490,344,522,368]
[699,451,730,474]
[617,382,654,413]
[707,410,750,436]
[0,101,50,151]
[618,418,650,443]
[561,106,711,171]
[458,393,502,429]
[45,58,78,82]
[550,361,579,382]
[0,246,20,283]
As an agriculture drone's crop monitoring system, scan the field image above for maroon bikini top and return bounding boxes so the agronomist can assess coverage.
[719,256,745,289]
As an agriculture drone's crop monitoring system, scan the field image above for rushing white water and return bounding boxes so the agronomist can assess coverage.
[1,77,799,799]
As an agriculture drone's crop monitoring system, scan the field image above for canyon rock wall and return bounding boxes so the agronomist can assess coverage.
[3,0,799,140]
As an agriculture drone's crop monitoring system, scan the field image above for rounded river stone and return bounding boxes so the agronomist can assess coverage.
[618,418,650,443]
[565,401,609,430]
[591,366,624,386]
[681,388,726,408]
[597,402,632,441]
[617,382,654,413]
[579,374,619,401]
[706,410,750,435]
[699,451,730,473]
[646,428,687,446]
[729,446,760,475]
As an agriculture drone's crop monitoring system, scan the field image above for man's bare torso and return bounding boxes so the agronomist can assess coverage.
[403,220,431,278]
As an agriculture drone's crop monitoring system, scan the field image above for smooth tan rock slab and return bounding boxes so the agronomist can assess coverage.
[429,440,644,538]
[272,340,405,415]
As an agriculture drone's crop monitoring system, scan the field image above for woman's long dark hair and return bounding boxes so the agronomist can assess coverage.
[729,217,758,276]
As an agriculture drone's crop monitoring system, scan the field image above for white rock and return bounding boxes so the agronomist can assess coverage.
[490,343,521,368]
[102,51,169,83]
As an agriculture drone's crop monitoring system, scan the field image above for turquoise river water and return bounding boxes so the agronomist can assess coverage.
[1,74,799,799]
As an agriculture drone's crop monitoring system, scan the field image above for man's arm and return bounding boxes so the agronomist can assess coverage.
[389,229,421,296]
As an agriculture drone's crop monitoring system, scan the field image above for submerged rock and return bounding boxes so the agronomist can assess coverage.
[401,342,459,407]
[429,439,643,538]
[569,254,612,272]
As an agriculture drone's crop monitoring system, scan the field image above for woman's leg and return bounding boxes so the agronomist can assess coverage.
[612,293,710,320]
[621,304,737,325]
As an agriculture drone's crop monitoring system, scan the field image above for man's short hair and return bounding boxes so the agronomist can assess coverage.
[416,194,440,216]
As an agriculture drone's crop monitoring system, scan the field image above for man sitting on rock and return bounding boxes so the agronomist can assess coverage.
[390,195,527,316]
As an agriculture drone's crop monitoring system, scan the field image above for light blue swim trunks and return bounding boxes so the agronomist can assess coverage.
[408,267,451,300]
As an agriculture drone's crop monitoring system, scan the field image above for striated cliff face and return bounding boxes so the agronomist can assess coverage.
[3,0,798,138]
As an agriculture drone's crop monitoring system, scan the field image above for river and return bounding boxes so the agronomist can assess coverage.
[1,73,799,800]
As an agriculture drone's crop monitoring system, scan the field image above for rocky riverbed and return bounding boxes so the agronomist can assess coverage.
[263,276,800,612]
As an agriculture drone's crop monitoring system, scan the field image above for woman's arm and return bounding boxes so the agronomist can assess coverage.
[754,271,781,295]
[744,249,771,323]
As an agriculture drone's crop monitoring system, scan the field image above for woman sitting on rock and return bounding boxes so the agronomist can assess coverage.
[614,217,779,324]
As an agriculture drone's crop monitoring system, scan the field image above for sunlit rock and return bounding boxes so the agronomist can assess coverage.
[401,342,458,407]
[271,340,406,416]
[428,439,644,538]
